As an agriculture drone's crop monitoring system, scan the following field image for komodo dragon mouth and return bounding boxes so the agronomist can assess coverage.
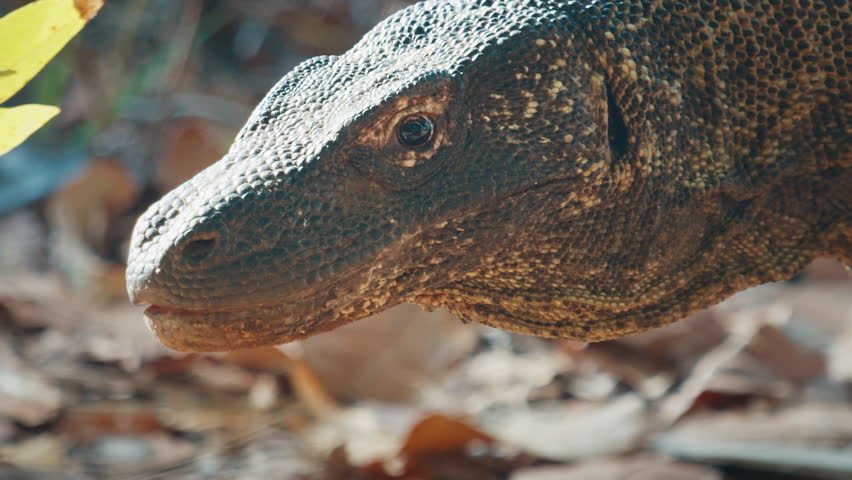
[127,0,851,352]
[146,305,209,316]
[141,281,365,351]
[143,304,307,352]
[136,257,387,351]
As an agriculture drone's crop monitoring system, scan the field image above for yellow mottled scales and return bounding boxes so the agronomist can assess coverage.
[127,0,849,352]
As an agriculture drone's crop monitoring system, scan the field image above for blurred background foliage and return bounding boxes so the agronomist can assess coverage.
[1,0,414,291]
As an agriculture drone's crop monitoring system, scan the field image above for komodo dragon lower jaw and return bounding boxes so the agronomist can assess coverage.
[143,302,348,352]
[137,278,357,352]
[138,251,425,352]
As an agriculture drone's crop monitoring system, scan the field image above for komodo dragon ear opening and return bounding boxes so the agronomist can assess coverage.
[605,82,629,163]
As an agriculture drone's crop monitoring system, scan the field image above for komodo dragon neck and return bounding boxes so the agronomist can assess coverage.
[425,0,852,339]
[127,0,850,351]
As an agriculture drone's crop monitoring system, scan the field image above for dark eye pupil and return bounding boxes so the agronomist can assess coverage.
[398,115,434,148]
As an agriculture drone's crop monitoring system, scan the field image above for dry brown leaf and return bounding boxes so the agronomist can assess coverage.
[158,117,230,190]
[0,418,15,443]
[274,7,363,53]
[288,358,341,418]
[657,300,800,423]
[73,0,103,20]
[421,346,571,419]
[828,324,852,383]
[305,402,423,467]
[47,159,138,299]
[400,413,493,459]
[189,358,258,393]
[482,394,648,461]
[57,403,167,442]
[71,432,199,478]
[0,210,45,273]
[298,304,477,402]
[510,457,721,480]
[152,382,292,435]
[660,402,852,446]
[351,414,497,480]
[656,403,852,477]
[575,310,729,401]
[1,273,170,373]
[0,273,79,330]
[775,284,852,337]
[222,346,292,373]
[802,258,852,282]
[0,338,62,426]
[0,469,78,480]
[83,305,172,368]
[0,435,67,472]
[231,429,323,479]
[313,410,496,478]
[190,356,287,411]
[223,347,339,416]
[142,352,199,377]
[747,324,825,383]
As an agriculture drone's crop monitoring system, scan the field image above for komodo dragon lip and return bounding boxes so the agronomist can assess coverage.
[146,304,211,316]
[141,252,400,352]
[143,303,326,352]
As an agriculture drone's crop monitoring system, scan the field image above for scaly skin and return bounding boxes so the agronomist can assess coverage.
[127,0,851,352]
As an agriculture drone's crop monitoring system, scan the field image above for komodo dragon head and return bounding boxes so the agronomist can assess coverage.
[126,0,849,351]
[128,0,605,352]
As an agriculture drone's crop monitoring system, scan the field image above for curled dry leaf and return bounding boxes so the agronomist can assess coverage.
[399,413,493,460]
[322,412,496,478]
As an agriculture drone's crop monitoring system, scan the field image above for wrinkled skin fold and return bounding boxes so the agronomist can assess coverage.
[127,0,851,352]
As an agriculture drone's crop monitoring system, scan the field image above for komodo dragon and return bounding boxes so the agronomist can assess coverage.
[126,0,851,352]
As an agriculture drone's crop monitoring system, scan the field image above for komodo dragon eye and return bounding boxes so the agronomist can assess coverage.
[397,114,435,148]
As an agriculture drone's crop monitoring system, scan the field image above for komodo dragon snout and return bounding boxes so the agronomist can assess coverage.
[127,0,851,352]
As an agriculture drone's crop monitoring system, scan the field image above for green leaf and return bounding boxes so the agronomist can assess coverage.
[0,104,60,156]
[0,0,103,103]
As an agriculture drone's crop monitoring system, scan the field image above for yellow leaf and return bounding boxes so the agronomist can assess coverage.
[0,104,60,156]
[0,0,103,103]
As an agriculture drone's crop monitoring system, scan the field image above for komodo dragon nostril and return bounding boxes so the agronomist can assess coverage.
[181,234,219,261]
